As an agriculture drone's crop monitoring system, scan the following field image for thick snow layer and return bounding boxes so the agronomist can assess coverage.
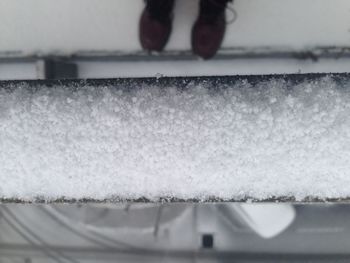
[1,76,350,201]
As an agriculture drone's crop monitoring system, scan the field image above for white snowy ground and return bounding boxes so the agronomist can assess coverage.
[1,76,350,201]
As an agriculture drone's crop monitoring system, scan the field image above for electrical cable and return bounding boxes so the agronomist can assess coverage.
[40,206,139,249]
[2,207,80,263]
[0,209,66,263]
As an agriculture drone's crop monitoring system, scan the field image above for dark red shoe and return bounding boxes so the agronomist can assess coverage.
[139,0,175,52]
[192,0,230,59]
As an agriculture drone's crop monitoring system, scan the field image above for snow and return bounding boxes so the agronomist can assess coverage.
[0,0,349,55]
[1,75,350,201]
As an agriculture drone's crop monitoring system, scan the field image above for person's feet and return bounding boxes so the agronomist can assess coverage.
[139,0,175,52]
[192,0,230,59]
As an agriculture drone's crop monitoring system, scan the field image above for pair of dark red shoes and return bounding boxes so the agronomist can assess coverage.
[140,0,231,59]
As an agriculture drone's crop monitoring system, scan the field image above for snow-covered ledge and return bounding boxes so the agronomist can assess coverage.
[1,74,350,202]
